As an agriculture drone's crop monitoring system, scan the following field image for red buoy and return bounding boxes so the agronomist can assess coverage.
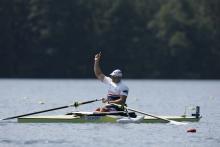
[187,128,197,133]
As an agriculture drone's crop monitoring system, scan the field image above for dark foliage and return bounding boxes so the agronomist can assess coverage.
[0,0,219,79]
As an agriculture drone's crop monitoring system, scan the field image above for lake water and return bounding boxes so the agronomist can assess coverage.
[0,79,220,147]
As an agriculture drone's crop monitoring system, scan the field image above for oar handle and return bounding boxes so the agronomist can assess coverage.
[72,98,103,107]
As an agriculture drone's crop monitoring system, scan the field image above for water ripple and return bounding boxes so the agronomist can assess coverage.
[24,139,72,144]
[1,139,73,145]
[0,139,21,145]
[205,137,220,143]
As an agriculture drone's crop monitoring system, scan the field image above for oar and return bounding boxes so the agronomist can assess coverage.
[1,98,102,121]
[112,104,187,125]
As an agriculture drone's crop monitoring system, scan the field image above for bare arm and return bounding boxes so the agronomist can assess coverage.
[94,52,105,81]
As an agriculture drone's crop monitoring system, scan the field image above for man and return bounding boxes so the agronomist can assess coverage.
[94,52,129,112]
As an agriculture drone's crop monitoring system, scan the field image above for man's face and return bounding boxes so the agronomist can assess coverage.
[111,76,121,83]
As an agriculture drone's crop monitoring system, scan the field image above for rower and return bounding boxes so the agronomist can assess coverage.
[94,52,129,112]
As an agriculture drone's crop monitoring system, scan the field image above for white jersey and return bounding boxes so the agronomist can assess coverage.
[102,76,129,100]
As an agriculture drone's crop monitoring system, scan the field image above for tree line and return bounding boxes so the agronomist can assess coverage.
[0,0,219,79]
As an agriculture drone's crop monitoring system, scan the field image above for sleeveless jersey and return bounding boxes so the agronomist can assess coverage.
[102,76,129,101]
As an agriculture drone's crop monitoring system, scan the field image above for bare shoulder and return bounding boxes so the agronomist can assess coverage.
[102,76,112,84]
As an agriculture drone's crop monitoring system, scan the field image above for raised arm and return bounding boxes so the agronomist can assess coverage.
[94,52,105,81]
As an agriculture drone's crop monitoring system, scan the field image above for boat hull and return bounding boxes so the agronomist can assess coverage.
[17,115,201,123]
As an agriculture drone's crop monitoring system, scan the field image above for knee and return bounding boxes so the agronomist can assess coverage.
[95,108,101,111]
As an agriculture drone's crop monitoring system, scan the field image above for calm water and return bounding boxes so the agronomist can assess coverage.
[0,79,220,147]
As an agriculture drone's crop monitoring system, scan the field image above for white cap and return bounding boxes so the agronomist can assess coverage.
[110,69,122,77]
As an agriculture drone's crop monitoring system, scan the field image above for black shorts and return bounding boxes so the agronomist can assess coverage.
[104,104,126,111]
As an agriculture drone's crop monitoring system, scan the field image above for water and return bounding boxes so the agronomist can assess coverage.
[0,79,220,147]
